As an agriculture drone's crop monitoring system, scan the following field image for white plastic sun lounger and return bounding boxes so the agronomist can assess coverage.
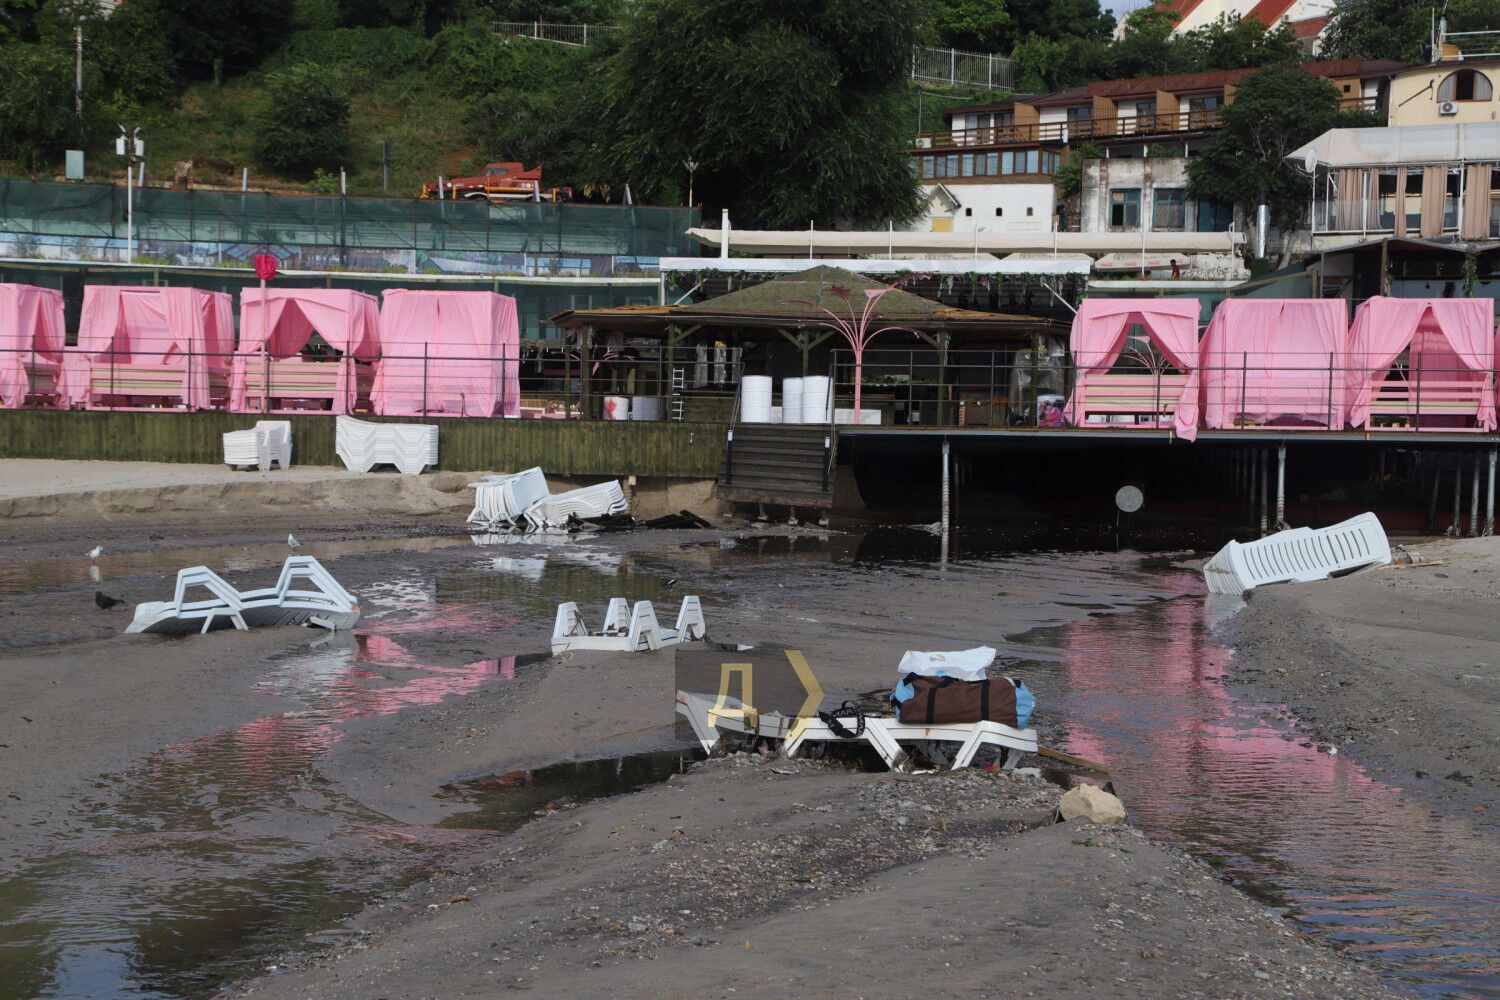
[674,690,1037,772]
[1202,511,1392,596]
[126,555,361,635]
[522,480,630,528]
[552,596,707,654]
[467,468,550,528]
[335,415,438,475]
[223,420,292,471]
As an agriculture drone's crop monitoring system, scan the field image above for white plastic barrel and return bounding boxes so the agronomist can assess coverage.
[781,378,804,424]
[630,396,664,421]
[740,375,773,423]
[602,396,630,421]
[800,375,832,423]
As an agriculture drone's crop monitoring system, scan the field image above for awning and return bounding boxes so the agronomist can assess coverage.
[686,228,1245,257]
[1287,122,1500,170]
[657,255,1092,276]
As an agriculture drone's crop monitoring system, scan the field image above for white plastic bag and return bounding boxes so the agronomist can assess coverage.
[897,646,996,682]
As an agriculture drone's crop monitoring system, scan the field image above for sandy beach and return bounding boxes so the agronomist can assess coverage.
[0,469,1485,998]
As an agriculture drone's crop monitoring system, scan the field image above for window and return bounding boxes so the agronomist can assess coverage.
[995,207,1003,217]
[1153,188,1186,230]
[921,155,935,179]
[1444,168,1461,229]
[1126,99,1157,133]
[1377,171,1398,229]
[1001,151,1015,174]
[1066,105,1092,121]
[1196,199,1233,232]
[986,152,999,175]
[1110,188,1141,229]
[946,154,959,177]
[1026,207,1034,216]
[1024,149,1040,173]
[962,153,974,177]
[1438,69,1493,102]
[1040,151,1061,174]
[1186,94,1220,127]
[1404,171,1423,232]
[964,207,973,217]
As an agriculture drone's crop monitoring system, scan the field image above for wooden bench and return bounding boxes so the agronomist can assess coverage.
[239,358,373,412]
[13,360,60,407]
[88,365,228,409]
[1081,372,1190,423]
[1367,378,1490,429]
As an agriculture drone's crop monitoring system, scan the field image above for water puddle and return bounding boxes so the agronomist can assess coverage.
[1013,583,1500,997]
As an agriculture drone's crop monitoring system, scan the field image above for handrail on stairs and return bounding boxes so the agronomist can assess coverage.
[724,373,742,486]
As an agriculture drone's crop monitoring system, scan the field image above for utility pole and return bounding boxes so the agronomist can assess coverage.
[117,125,142,262]
[683,159,699,207]
[75,24,84,148]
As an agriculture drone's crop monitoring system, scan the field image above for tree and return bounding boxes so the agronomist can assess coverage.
[0,43,75,170]
[931,0,1012,52]
[1187,65,1353,252]
[580,0,925,226]
[108,0,296,84]
[1185,14,1299,71]
[1322,0,1500,61]
[250,61,350,176]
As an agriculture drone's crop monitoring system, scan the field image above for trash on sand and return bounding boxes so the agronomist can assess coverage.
[1392,545,1444,569]
[126,556,360,635]
[223,420,292,471]
[335,415,438,475]
[674,689,1038,773]
[467,468,628,530]
[1201,511,1392,597]
[896,646,997,682]
[552,596,707,654]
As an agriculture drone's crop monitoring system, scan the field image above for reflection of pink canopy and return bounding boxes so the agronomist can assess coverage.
[1063,298,1203,441]
[60,286,234,409]
[1200,299,1348,429]
[229,288,381,413]
[0,284,65,407]
[1346,296,1495,430]
[372,290,520,417]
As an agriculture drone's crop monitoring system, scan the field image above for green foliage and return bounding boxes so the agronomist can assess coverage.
[932,0,1113,55]
[1052,141,1102,198]
[932,0,1012,52]
[307,166,340,193]
[1323,0,1500,61]
[251,61,351,176]
[485,0,626,21]
[0,42,74,166]
[1187,65,1345,236]
[553,0,925,225]
[429,18,577,92]
[278,26,433,83]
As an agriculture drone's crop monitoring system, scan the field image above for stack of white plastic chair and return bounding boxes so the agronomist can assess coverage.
[127,555,360,635]
[523,480,629,528]
[467,468,549,528]
[335,415,438,475]
[223,420,292,471]
[1202,512,1392,597]
[552,595,706,653]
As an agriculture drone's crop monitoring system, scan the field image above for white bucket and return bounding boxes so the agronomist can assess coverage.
[630,396,664,421]
[602,396,630,421]
[781,378,804,424]
[800,375,832,424]
[740,375,773,423]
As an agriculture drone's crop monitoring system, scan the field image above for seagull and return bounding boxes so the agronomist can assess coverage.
[95,591,125,610]
[87,546,103,560]
[287,533,301,550]
[665,578,678,588]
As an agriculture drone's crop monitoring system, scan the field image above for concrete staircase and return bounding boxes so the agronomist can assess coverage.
[718,424,834,511]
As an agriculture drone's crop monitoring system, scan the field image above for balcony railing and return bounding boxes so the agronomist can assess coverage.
[1338,95,1382,115]
[913,109,1226,152]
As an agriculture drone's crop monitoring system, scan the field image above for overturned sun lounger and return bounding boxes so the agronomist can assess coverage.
[674,690,1037,772]
[552,596,706,654]
[1202,511,1392,597]
[467,468,550,528]
[126,555,361,635]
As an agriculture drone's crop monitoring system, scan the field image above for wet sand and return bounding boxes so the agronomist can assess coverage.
[0,484,1414,998]
[1224,536,1500,823]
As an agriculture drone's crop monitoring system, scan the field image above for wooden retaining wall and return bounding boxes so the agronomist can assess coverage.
[0,410,728,479]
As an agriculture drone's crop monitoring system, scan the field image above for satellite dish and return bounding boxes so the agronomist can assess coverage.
[1303,148,1318,173]
[1115,485,1144,514]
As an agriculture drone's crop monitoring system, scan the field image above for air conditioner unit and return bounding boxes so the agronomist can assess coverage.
[1439,101,1459,115]
[915,137,933,148]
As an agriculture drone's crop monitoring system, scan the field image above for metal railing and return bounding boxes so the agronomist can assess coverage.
[913,109,1225,152]
[493,21,617,46]
[911,45,1016,91]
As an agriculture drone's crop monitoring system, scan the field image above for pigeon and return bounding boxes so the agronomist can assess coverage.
[95,591,125,610]
[287,533,301,549]
[86,546,103,560]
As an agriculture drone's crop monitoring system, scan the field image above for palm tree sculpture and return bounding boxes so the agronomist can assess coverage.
[789,282,918,419]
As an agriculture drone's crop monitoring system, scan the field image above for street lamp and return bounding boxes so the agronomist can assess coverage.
[116,125,143,262]
[683,159,699,207]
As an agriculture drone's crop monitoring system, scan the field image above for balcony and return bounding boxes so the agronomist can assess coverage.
[912,109,1226,153]
[1338,94,1383,115]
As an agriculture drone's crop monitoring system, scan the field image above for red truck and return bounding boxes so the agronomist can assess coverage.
[419,162,572,202]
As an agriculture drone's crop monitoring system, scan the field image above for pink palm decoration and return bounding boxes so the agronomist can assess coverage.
[790,282,917,418]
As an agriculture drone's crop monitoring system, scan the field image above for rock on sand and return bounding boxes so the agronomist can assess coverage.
[1059,783,1127,824]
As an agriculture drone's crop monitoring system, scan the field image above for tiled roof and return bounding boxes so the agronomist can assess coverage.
[1288,14,1331,39]
[1247,0,1298,26]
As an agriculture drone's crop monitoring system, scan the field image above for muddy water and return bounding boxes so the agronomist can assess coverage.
[1010,579,1500,999]
[1,532,1497,998]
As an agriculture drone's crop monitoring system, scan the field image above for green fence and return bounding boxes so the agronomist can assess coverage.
[0,178,701,258]
[0,410,727,479]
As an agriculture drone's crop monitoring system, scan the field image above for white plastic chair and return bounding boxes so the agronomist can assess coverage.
[1202,512,1391,596]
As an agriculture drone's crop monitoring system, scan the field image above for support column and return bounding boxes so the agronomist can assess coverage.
[940,437,951,564]
[1428,453,1441,534]
[1258,448,1268,537]
[1471,450,1482,538]
[1486,445,1496,537]
[1451,464,1462,537]
[1275,443,1286,529]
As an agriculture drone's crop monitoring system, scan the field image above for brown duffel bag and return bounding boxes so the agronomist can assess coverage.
[896,673,1019,728]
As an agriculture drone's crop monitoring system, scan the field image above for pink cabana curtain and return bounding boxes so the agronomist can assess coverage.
[0,284,65,407]
[1347,297,1495,429]
[372,290,520,417]
[60,286,233,408]
[230,289,380,413]
[1063,297,1203,440]
[1200,299,1349,429]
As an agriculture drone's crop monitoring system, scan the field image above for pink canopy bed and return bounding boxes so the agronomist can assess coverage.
[1200,299,1349,430]
[230,288,380,414]
[1346,297,1495,431]
[1063,298,1203,441]
[60,286,234,410]
[372,290,520,417]
[0,284,66,408]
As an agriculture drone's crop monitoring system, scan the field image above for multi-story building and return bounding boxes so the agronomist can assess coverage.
[1154,0,1337,51]
[909,59,1403,254]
